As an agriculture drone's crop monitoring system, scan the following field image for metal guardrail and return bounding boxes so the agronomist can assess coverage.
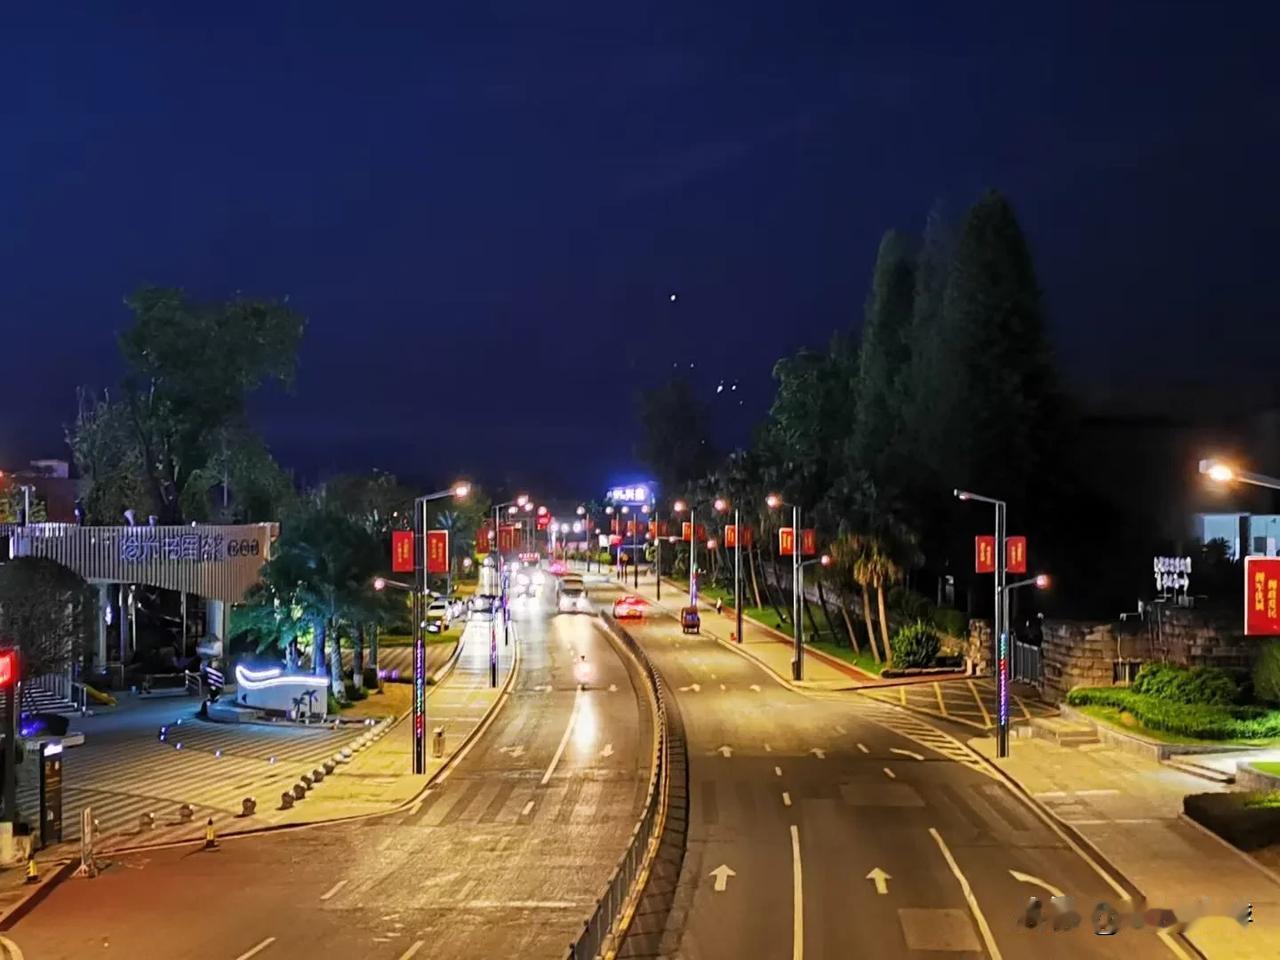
[1011,640,1043,684]
[568,615,672,960]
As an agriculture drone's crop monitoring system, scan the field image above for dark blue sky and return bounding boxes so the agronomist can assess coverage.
[5,2,1278,495]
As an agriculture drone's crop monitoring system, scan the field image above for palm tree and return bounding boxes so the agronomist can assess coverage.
[830,534,883,663]
[857,537,902,665]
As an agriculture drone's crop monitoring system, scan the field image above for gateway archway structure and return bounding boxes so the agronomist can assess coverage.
[6,522,277,686]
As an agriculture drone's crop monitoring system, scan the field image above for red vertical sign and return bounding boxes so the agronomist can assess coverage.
[975,536,995,573]
[497,524,518,554]
[779,527,795,557]
[426,530,449,574]
[391,530,414,573]
[475,523,492,555]
[1246,556,1280,636]
[1006,536,1027,575]
[725,524,738,548]
[648,520,666,538]
[800,529,817,556]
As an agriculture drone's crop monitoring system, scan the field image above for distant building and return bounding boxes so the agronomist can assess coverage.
[0,459,79,523]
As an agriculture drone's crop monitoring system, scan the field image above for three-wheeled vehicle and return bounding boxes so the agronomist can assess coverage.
[680,606,701,634]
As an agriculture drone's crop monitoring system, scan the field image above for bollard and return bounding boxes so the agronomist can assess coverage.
[202,818,219,850]
[340,747,352,759]
[301,773,313,788]
[280,791,294,810]
[241,797,257,817]
[323,760,336,775]
[432,726,445,759]
[291,783,306,800]
[178,803,194,823]
[24,855,39,885]
[312,767,325,783]
[140,811,156,831]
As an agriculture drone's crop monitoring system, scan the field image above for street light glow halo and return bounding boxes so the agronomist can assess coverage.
[765,493,782,509]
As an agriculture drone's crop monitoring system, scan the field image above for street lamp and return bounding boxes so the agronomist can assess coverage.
[489,494,533,687]
[954,487,1011,757]
[673,496,728,618]
[409,482,470,774]
[766,493,805,680]
[1200,458,1280,492]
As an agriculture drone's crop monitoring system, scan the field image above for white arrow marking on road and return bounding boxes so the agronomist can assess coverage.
[608,683,618,692]
[856,743,869,754]
[865,867,892,895]
[890,748,925,761]
[533,684,551,692]
[717,745,734,758]
[600,743,614,758]
[750,684,762,692]
[1008,870,1065,899]
[709,864,736,892]
[679,683,702,693]
[810,748,826,759]
[499,745,526,759]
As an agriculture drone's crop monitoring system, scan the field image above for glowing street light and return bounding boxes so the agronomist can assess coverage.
[766,494,805,680]
[1200,458,1280,491]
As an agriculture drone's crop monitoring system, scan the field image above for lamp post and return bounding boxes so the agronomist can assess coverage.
[576,505,588,570]
[673,497,728,616]
[1200,458,1280,492]
[410,482,470,774]
[766,494,805,680]
[490,494,531,688]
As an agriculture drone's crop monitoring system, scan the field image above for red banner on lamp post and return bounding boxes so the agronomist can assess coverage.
[975,535,995,573]
[1246,556,1280,636]
[536,513,550,531]
[1006,536,1027,575]
[497,524,518,554]
[800,529,817,556]
[391,530,414,573]
[682,522,707,542]
[426,530,449,574]
[476,523,492,555]
[648,520,668,538]
[779,527,795,557]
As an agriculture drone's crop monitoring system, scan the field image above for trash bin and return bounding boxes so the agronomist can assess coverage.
[432,726,445,758]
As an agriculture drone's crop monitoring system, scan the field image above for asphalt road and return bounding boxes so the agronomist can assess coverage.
[616,601,1187,960]
[7,586,652,960]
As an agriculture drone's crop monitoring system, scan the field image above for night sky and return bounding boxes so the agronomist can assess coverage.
[5,2,1279,496]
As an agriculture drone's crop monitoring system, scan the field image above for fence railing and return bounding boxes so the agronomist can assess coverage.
[568,615,673,960]
[1011,640,1043,684]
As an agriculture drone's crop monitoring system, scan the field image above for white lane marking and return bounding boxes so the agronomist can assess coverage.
[459,879,478,901]
[540,686,583,786]
[835,725,848,735]
[856,743,869,754]
[929,827,1001,960]
[397,941,425,960]
[233,938,276,960]
[709,864,736,891]
[0,936,25,960]
[521,800,535,817]
[320,879,348,901]
[791,824,804,960]
[809,748,826,759]
[1008,869,1064,899]
[890,748,924,761]
[750,684,762,692]
[467,899,584,909]
[883,767,895,779]
[1034,791,1067,799]
[774,766,783,776]
[409,799,423,816]
[1074,789,1120,797]
[1063,818,1160,825]
[719,684,727,691]
[782,791,792,807]
[764,743,772,752]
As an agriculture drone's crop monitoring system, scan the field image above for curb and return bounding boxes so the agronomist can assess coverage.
[0,859,76,932]
[964,739,1206,958]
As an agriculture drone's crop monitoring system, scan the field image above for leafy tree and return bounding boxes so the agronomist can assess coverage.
[636,374,718,494]
[0,480,47,524]
[851,230,916,483]
[69,287,305,524]
[0,558,93,676]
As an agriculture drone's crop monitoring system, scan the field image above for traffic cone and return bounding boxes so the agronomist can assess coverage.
[24,855,39,885]
[202,817,219,851]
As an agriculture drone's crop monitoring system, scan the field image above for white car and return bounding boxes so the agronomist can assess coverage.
[424,598,452,633]
[557,583,590,614]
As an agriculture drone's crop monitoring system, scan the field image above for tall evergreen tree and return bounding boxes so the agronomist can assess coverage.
[901,203,955,475]
[851,230,916,483]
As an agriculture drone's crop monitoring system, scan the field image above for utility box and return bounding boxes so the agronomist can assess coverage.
[432,726,445,759]
[39,741,63,848]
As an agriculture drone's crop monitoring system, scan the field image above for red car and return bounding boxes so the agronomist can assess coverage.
[612,595,646,619]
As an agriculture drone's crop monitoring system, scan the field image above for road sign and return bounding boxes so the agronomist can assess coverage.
[974,536,995,573]
[1006,536,1027,574]
[426,530,449,574]
[391,530,414,573]
[1245,556,1280,635]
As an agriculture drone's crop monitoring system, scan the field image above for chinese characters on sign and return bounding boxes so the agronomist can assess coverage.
[476,523,492,555]
[779,527,795,557]
[800,528,817,556]
[682,522,707,542]
[497,524,518,554]
[426,530,449,574]
[1245,556,1280,636]
[606,485,652,505]
[1154,555,1192,594]
[391,530,414,573]
[975,536,995,573]
[1006,536,1027,574]
[118,531,254,564]
[725,524,754,549]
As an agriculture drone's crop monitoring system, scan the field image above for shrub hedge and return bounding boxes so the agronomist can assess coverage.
[890,620,941,669]
[1254,640,1280,705]
[1129,662,1240,706]
[1066,686,1280,740]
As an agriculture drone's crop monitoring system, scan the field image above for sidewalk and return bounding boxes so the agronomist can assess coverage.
[0,617,517,926]
[605,567,879,689]
[970,733,1280,959]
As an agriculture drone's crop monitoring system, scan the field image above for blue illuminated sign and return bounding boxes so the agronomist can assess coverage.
[606,483,655,506]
